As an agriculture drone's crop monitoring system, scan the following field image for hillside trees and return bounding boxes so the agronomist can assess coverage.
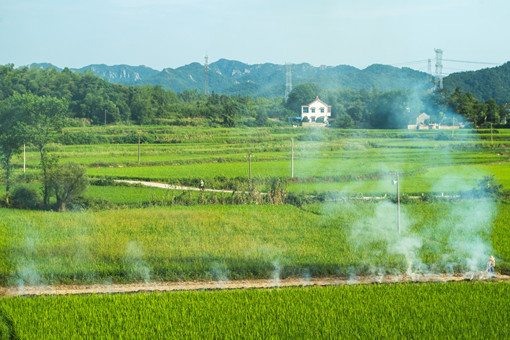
[446,87,506,126]
[443,61,510,104]
[1,63,507,129]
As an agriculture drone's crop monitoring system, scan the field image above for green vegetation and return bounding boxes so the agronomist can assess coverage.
[1,59,510,339]
[1,201,508,286]
[1,126,508,212]
[444,61,510,104]
[1,283,509,339]
[1,64,508,129]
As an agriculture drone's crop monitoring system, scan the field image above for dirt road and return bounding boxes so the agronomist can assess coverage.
[115,180,237,193]
[2,272,507,297]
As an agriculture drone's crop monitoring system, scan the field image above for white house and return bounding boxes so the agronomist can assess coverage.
[301,96,332,125]
[408,113,430,129]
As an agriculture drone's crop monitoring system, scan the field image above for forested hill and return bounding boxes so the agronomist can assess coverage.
[30,59,430,97]
[443,62,510,104]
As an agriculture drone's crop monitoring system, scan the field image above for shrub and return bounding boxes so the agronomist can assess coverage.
[10,184,41,210]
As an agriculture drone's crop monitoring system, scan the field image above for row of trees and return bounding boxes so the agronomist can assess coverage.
[1,64,508,130]
[0,64,286,127]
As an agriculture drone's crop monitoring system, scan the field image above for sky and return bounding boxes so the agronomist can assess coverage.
[1,0,509,74]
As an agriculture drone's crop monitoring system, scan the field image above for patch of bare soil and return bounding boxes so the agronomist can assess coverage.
[1,272,508,297]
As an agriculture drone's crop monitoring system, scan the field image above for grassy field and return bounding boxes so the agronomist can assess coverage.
[7,127,508,202]
[1,127,509,284]
[1,200,507,286]
[1,282,509,339]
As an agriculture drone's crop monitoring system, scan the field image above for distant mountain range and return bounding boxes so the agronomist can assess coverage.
[29,59,510,103]
[29,59,430,97]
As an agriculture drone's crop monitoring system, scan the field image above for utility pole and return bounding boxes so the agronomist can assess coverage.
[247,153,253,181]
[23,144,26,173]
[452,117,455,137]
[491,123,493,147]
[291,138,294,178]
[138,135,141,164]
[104,109,107,127]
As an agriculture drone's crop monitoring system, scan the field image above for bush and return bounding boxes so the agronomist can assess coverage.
[497,261,510,275]
[10,184,41,210]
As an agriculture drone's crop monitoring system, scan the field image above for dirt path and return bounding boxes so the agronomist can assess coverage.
[114,180,465,201]
[2,273,508,297]
[115,180,253,194]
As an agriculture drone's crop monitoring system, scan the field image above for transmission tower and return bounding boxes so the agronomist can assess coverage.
[284,62,292,100]
[434,48,443,89]
[427,59,432,82]
[204,55,209,95]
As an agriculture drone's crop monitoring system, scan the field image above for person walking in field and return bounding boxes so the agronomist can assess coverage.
[487,255,495,274]
[200,179,205,191]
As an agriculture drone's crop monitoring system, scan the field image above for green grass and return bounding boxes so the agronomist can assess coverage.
[1,282,509,339]
[1,201,507,285]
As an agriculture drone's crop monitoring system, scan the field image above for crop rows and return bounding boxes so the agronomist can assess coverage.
[1,282,509,339]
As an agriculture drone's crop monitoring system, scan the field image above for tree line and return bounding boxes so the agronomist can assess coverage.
[1,64,508,130]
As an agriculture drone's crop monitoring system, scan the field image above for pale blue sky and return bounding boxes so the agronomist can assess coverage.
[1,0,508,73]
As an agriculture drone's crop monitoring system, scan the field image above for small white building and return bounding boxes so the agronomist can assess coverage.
[408,113,431,129]
[301,96,332,126]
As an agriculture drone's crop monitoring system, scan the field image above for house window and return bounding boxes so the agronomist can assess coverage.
[311,108,315,113]
[320,107,325,113]
[311,117,316,122]
[302,107,308,113]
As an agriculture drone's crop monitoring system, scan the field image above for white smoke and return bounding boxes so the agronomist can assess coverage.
[123,241,151,283]
[209,262,230,287]
[271,260,281,287]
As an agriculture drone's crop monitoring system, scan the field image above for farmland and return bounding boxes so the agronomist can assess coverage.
[7,126,510,200]
[0,200,508,286]
[1,126,510,338]
[1,282,509,338]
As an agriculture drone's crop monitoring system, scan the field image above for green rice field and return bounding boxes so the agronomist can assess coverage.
[1,282,508,339]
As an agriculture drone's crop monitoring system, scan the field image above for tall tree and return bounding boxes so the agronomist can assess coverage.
[0,93,26,204]
[285,83,321,113]
[16,93,68,207]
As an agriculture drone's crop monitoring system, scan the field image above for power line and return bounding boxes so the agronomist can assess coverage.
[442,59,500,65]
[392,59,429,66]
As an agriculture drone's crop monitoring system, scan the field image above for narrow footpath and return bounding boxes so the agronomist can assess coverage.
[2,273,508,297]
